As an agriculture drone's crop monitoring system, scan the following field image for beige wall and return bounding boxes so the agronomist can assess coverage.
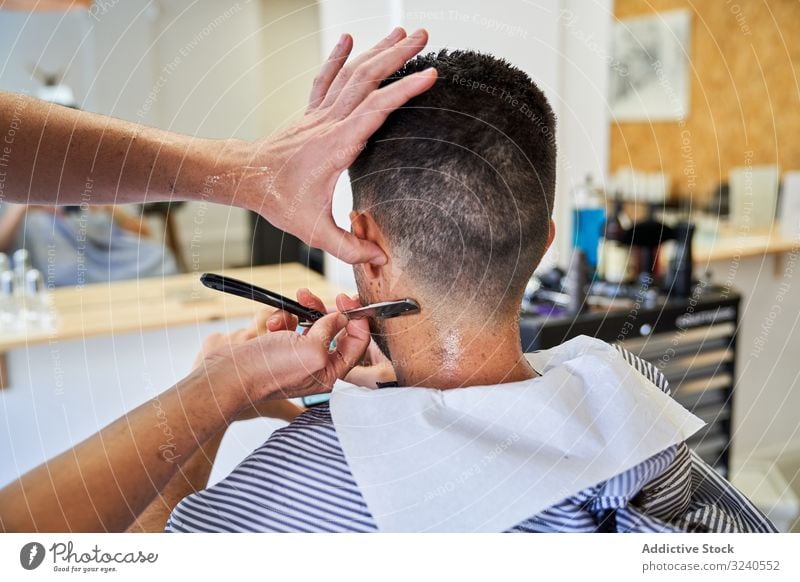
[610,0,800,201]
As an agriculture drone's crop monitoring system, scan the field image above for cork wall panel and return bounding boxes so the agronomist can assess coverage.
[610,0,800,202]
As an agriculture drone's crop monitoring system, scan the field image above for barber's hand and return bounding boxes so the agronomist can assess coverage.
[230,28,436,265]
[344,339,397,388]
[260,289,375,396]
[192,308,274,369]
[199,290,371,404]
[193,310,304,422]
[270,290,397,389]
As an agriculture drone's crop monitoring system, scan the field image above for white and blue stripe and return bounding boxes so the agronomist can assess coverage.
[166,349,776,533]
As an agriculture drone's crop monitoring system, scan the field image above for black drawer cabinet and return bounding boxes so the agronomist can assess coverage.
[520,289,740,476]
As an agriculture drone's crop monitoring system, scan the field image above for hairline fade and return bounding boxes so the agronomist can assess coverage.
[349,49,557,316]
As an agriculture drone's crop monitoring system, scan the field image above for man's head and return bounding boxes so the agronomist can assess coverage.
[348,49,556,358]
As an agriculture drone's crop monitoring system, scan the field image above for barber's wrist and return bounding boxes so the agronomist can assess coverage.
[175,364,251,430]
[199,346,285,411]
[165,136,241,206]
[190,137,261,209]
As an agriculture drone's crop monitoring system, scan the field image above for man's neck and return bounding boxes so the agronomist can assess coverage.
[384,318,536,389]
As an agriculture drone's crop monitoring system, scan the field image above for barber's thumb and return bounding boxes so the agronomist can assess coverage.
[336,293,361,312]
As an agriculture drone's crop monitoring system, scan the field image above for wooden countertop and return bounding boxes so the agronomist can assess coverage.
[0,263,345,352]
[693,225,798,264]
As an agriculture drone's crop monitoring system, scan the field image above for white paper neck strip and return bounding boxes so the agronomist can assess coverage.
[330,335,704,532]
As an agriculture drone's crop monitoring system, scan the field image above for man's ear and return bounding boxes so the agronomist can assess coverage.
[349,210,369,241]
[545,219,556,251]
[350,211,388,281]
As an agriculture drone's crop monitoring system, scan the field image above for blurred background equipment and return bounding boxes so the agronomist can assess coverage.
[729,164,779,231]
[0,204,178,286]
[570,174,605,270]
[141,202,188,273]
[0,249,55,334]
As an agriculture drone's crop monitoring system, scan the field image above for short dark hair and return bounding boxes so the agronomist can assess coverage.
[349,49,556,315]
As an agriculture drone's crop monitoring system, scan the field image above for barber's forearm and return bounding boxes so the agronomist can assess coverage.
[0,92,241,207]
[0,204,26,251]
[126,431,226,533]
[0,366,249,532]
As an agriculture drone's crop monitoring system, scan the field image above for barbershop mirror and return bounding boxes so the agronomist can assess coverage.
[0,0,323,285]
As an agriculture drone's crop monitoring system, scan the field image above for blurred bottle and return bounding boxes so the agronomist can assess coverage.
[597,196,633,283]
[665,221,696,298]
[19,269,54,330]
[1,250,55,331]
[12,248,31,296]
[1,269,17,331]
[571,174,605,270]
[2,252,16,331]
[564,248,589,315]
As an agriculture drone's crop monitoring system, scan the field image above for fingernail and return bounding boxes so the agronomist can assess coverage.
[387,26,404,41]
[370,252,388,266]
[409,28,426,40]
[336,33,346,47]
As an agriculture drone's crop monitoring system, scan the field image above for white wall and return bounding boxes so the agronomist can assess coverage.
[555,0,613,266]
[712,255,800,466]
[317,0,403,289]
[259,0,322,135]
[89,1,159,127]
[0,10,96,110]
[115,0,265,269]
[320,0,612,287]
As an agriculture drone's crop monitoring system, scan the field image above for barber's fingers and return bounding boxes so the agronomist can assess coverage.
[336,67,437,152]
[265,310,299,333]
[235,399,304,423]
[319,27,407,109]
[194,327,255,368]
[248,307,274,335]
[364,337,391,367]
[302,312,348,366]
[308,215,387,265]
[331,29,430,118]
[208,328,254,351]
[296,288,327,313]
[344,362,396,388]
[293,288,327,336]
[196,331,227,366]
[307,33,353,111]
[329,293,371,378]
[335,292,361,313]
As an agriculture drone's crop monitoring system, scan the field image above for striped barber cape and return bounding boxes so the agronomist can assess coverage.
[166,346,776,533]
